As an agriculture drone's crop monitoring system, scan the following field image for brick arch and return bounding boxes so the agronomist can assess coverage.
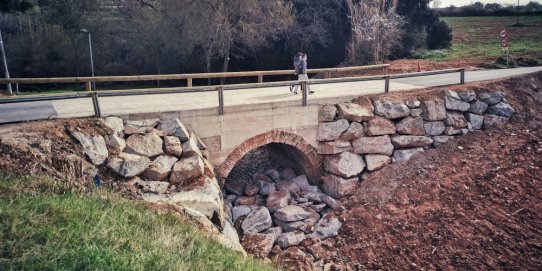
[217,130,323,185]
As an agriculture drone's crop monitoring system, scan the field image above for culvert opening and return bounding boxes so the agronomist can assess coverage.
[222,143,342,256]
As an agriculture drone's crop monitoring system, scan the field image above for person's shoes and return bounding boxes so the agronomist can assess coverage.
[309,90,315,94]
[293,91,298,95]
[289,86,293,92]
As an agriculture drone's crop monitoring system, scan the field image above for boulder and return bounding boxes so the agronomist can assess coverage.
[424,121,446,136]
[396,116,425,135]
[125,133,164,157]
[339,122,364,141]
[308,213,342,240]
[445,112,468,128]
[319,104,338,122]
[365,155,392,171]
[224,179,246,196]
[143,155,178,181]
[244,184,259,197]
[486,103,515,118]
[479,92,504,106]
[420,98,446,121]
[126,119,160,128]
[133,177,169,194]
[405,99,421,108]
[468,101,489,115]
[103,116,124,137]
[194,135,207,150]
[275,206,312,222]
[483,115,509,129]
[260,183,277,196]
[316,119,350,142]
[104,133,126,152]
[458,91,476,102]
[393,148,424,163]
[264,227,284,243]
[444,90,461,100]
[164,136,183,157]
[373,100,410,119]
[352,136,394,156]
[445,94,470,111]
[124,124,151,135]
[317,140,351,155]
[232,205,252,222]
[310,204,327,213]
[445,127,462,136]
[322,174,358,199]
[291,175,311,191]
[323,152,365,178]
[71,132,109,165]
[169,156,204,183]
[182,137,202,158]
[280,168,297,181]
[235,196,257,206]
[276,180,301,195]
[336,102,374,122]
[265,169,281,181]
[410,109,422,117]
[158,118,190,141]
[242,233,275,258]
[366,116,396,136]
[466,113,484,130]
[432,136,454,147]
[266,190,291,212]
[277,232,306,249]
[391,135,433,148]
[241,207,273,234]
[107,153,150,178]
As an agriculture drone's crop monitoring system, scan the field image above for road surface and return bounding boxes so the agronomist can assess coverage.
[1,66,541,124]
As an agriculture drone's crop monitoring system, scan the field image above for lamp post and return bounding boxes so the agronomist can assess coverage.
[0,30,12,95]
[81,29,96,91]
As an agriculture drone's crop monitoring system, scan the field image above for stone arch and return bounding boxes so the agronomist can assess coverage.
[217,130,323,184]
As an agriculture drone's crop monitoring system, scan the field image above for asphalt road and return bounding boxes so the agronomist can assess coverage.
[1,66,541,124]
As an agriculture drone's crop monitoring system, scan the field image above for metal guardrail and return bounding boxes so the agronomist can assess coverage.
[0,68,465,120]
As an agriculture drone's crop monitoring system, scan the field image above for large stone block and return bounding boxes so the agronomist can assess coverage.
[366,116,396,136]
[169,156,204,183]
[420,98,446,121]
[274,205,312,222]
[241,206,273,234]
[445,112,468,128]
[318,104,338,122]
[317,140,351,155]
[373,100,410,119]
[483,115,509,129]
[486,102,515,118]
[339,122,364,141]
[458,91,476,102]
[352,135,394,156]
[479,92,504,106]
[107,152,150,178]
[323,151,365,178]
[424,121,446,136]
[72,132,109,165]
[266,190,291,212]
[468,101,489,115]
[182,136,203,158]
[466,113,484,130]
[242,233,275,258]
[143,155,178,181]
[365,155,391,171]
[337,102,374,122]
[316,119,350,142]
[322,174,358,199]
[391,136,433,149]
[307,213,342,240]
[393,148,424,163]
[432,136,454,147]
[396,116,425,136]
[445,93,471,111]
[164,136,183,157]
[125,133,164,157]
[158,118,190,141]
[277,232,306,249]
[103,116,124,137]
[104,133,126,152]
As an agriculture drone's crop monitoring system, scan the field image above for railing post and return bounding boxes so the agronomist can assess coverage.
[258,75,263,83]
[217,86,224,115]
[301,81,307,106]
[187,78,193,87]
[460,68,465,85]
[85,81,92,91]
[91,92,102,118]
[15,83,19,95]
[384,76,390,93]
[325,71,331,79]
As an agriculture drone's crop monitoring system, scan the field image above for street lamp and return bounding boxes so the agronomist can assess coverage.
[81,28,96,91]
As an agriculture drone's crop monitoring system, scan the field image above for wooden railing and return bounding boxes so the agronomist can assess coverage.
[0,64,390,91]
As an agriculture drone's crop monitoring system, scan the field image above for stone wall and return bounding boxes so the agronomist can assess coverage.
[71,117,245,254]
[317,90,515,199]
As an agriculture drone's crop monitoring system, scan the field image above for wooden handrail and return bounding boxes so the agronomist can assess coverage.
[0,64,390,85]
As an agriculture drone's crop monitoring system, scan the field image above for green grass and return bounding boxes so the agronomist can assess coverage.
[416,16,542,61]
[0,174,278,271]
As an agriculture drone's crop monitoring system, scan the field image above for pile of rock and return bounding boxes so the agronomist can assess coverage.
[224,168,343,258]
[317,90,515,199]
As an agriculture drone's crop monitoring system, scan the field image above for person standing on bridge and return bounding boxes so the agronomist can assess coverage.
[290,52,314,95]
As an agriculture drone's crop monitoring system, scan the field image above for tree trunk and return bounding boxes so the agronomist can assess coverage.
[220,48,230,85]
[205,49,212,86]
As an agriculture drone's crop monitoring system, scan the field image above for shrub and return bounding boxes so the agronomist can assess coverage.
[426,20,452,49]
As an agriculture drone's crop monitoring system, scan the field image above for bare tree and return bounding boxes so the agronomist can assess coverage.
[346,0,404,64]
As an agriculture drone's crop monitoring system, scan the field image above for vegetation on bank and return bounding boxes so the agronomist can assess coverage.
[0,174,278,271]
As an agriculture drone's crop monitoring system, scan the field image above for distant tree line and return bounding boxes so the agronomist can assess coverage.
[436,1,542,17]
[0,0,451,81]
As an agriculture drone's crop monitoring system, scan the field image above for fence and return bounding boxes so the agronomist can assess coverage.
[0,67,464,121]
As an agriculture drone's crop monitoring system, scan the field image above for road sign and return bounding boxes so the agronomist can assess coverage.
[501,38,509,48]
[499,29,508,39]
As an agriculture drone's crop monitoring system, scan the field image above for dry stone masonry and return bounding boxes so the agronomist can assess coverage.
[317,90,515,200]
[71,117,245,254]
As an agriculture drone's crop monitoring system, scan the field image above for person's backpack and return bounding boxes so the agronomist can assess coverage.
[294,56,301,75]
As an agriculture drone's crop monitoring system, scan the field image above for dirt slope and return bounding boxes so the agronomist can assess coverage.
[276,72,542,270]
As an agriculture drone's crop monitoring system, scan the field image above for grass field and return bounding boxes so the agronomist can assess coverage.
[416,16,542,61]
[0,174,278,271]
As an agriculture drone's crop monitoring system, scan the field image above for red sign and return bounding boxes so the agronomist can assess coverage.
[499,29,508,39]
[501,38,509,48]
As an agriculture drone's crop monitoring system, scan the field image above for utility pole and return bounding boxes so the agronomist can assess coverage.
[0,30,12,95]
[517,0,520,25]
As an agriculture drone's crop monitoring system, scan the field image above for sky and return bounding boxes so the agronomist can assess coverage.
[438,0,541,7]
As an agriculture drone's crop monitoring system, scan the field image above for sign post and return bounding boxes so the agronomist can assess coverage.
[500,29,510,68]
